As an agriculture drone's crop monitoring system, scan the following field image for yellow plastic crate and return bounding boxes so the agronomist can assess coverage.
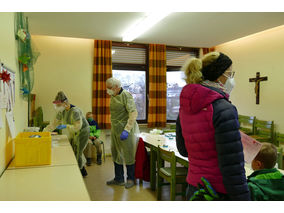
[15,132,52,167]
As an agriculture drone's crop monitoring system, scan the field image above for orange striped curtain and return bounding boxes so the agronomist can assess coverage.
[92,40,112,129]
[148,44,167,128]
[202,47,216,55]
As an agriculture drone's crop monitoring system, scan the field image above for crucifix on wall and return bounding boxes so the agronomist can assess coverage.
[249,72,268,104]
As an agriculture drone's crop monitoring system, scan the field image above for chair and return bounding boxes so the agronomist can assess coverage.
[251,119,274,143]
[277,147,283,170]
[163,124,176,133]
[33,107,43,129]
[238,115,255,135]
[157,146,187,201]
[274,133,284,169]
[274,132,284,147]
[33,106,50,131]
[170,124,176,130]
[100,140,106,162]
[94,139,106,162]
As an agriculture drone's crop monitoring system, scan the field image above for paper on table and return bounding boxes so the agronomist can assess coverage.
[6,110,16,138]
[240,131,262,164]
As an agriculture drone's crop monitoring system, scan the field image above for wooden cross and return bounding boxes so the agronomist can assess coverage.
[249,72,268,104]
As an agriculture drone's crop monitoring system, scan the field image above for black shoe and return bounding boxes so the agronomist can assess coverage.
[86,158,92,166]
[106,179,125,186]
[80,166,88,177]
[97,154,102,165]
[125,180,135,189]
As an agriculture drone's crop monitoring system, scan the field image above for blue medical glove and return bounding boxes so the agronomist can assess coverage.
[56,125,67,130]
[120,130,129,140]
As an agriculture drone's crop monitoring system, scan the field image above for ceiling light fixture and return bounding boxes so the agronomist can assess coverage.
[122,12,172,42]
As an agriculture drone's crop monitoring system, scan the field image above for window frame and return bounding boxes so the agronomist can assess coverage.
[166,69,184,123]
[112,42,200,124]
[166,47,199,123]
[112,42,148,124]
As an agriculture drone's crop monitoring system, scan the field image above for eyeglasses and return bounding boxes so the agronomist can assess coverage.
[224,71,235,78]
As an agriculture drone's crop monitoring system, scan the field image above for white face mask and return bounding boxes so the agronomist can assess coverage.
[223,74,236,94]
[54,105,65,113]
[107,88,115,96]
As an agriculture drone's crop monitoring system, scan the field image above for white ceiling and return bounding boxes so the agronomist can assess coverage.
[25,12,284,48]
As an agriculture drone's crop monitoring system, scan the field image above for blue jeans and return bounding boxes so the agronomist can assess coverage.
[114,162,135,182]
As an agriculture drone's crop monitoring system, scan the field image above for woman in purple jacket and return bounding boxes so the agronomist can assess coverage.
[176,52,250,201]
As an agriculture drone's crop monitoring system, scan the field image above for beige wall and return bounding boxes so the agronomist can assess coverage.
[32,35,94,121]
[0,12,28,175]
[216,25,284,132]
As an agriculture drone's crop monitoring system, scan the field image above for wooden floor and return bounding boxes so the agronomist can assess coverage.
[83,156,183,201]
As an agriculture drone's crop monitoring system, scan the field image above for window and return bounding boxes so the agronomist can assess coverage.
[112,43,199,123]
[166,49,198,121]
[112,44,147,122]
[112,70,146,121]
[166,71,186,120]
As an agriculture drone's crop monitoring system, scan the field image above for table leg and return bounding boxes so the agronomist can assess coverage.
[150,146,157,191]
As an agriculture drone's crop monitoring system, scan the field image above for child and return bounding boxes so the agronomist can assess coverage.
[247,142,284,200]
[84,112,103,165]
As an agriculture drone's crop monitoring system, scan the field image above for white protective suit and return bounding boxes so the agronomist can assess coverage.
[44,105,90,169]
[110,89,139,165]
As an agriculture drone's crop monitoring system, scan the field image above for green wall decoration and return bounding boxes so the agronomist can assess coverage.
[15,12,39,99]
[15,12,40,125]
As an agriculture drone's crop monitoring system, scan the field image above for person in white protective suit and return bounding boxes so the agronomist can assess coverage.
[105,77,139,189]
[43,91,90,177]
